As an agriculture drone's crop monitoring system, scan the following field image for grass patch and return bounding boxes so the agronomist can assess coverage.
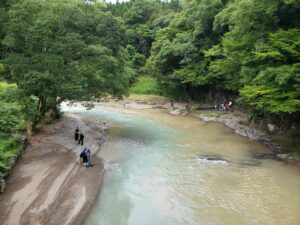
[0,82,17,94]
[129,76,161,95]
[128,94,170,104]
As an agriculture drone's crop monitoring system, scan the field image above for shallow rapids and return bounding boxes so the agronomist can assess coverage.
[63,104,300,225]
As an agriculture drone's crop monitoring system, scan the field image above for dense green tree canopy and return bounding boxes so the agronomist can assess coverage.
[0,0,299,129]
[146,0,300,121]
[1,0,131,126]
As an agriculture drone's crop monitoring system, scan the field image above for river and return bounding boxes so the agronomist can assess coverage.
[63,104,300,225]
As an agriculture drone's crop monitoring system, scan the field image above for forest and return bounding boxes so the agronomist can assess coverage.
[0,0,300,181]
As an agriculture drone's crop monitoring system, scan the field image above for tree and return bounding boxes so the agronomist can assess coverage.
[2,0,131,129]
[239,29,300,114]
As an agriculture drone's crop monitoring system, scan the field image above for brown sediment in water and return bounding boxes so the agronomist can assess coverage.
[0,113,104,225]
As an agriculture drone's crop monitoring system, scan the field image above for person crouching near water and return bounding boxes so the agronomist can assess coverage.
[75,127,79,141]
[79,148,93,167]
[80,147,88,165]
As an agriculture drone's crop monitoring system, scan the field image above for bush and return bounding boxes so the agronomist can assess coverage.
[0,101,26,132]
[0,136,20,176]
[0,82,26,132]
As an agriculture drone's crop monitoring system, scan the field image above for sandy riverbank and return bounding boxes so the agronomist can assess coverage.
[0,112,104,225]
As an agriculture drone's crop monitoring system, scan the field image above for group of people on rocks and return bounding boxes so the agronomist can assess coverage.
[75,127,93,167]
[216,101,232,112]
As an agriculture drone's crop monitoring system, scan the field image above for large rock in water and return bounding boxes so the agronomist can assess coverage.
[198,154,228,163]
[198,154,262,167]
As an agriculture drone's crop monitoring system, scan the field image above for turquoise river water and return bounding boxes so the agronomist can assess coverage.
[63,104,300,225]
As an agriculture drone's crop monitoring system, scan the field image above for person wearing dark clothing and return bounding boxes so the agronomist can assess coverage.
[80,147,88,164]
[78,132,84,145]
[79,148,93,167]
[75,127,79,141]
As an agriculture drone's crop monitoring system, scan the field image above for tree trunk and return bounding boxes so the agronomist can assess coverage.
[39,96,47,121]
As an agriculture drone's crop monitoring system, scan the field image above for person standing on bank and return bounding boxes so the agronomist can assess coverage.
[75,127,79,141]
[78,132,84,145]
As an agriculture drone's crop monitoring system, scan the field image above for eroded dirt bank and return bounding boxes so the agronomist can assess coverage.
[0,112,104,225]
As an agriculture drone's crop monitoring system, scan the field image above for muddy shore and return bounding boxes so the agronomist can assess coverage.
[0,112,104,225]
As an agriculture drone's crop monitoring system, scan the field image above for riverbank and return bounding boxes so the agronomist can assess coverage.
[0,113,104,225]
[193,111,300,164]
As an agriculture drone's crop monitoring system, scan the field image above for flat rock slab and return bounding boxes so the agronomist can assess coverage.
[0,114,104,225]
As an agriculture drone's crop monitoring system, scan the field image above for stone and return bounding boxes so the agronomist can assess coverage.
[277,154,288,160]
[234,128,248,137]
[267,123,276,132]
[198,154,228,162]
[169,109,181,115]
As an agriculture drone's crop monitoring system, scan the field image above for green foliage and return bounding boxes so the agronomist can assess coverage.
[124,0,161,25]
[0,0,299,129]
[0,136,20,177]
[240,85,300,113]
[129,76,161,95]
[0,82,26,133]
[239,29,300,114]
[145,0,300,122]
[0,102,25,132]
[0,134,22,191]
[147,0,225,90]
[2,0,132,127]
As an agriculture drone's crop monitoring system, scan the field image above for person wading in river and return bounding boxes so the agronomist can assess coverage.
[78,132,84,145]
[75,127,79,141]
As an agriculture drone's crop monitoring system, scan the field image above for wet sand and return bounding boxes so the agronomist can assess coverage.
[0,113,104,225]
